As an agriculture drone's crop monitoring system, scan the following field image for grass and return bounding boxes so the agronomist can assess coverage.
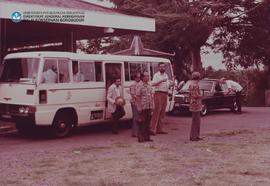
[207,129,254,137]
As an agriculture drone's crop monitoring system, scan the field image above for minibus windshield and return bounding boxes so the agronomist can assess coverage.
[0,58,40,83]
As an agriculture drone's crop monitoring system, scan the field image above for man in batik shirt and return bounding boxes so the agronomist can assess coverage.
[136,71,153,142]
[189,72,203,141]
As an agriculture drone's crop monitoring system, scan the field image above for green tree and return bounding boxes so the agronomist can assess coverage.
[213,0,270,74]
[108,0,247,74]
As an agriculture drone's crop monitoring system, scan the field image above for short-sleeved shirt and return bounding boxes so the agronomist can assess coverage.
[226,80,243,92]
[42,69,57,83]
[152,71,170,93]
[136,81,153,111]
[129,80,140,104]
[189,81,202,112]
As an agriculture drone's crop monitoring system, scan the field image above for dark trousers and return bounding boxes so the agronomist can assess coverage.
[190,111,201,140]
[111,118,119,133]
[112,111,119,133]
[131,104,139,136]
[236,91,242,113]
[138,109,151,142]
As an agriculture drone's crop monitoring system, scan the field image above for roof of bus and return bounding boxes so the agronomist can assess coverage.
[4,51,171,63]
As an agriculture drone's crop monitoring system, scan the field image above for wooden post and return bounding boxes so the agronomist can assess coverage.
[66,31,76,52]
[0,19,7,63]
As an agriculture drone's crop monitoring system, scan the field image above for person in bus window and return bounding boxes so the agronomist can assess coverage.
[41,65,57,83]
[72,61,84,82]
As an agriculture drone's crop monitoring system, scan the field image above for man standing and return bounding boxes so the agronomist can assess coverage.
[129,73,141,137]
[107,77,124,134]
[136,71,153,142]
[150,62,171,135]
[189,72,203,141]
[220,77,243,114]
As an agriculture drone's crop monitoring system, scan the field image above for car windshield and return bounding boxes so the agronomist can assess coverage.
[0,58,40,83]
[181,80,213,91]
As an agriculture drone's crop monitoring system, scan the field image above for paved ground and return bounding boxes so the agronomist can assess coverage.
[0,107,270,186]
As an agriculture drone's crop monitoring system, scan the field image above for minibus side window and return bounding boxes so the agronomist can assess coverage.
[124,62,130,81]
[42,59,58,83]
[76,61,103,82]
[129,62,148,80]
[95,62,103,82]
[58,59,70,83]
[72,61,84,82]
[79,62,95,82]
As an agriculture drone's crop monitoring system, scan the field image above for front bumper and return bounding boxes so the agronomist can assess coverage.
[0,103,36,125]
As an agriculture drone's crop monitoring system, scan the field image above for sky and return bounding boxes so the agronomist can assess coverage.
[202,51,226,70]
[84,0,226,70]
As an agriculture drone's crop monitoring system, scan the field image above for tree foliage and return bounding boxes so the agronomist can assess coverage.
[105,1,248,74]
[104,0,270,76]
[213,0,270,72]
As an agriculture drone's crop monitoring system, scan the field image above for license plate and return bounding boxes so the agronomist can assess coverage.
[174,103,180,107]
[1,114,11,119]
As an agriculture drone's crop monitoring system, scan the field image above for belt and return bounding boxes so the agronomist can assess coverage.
[155,91,168,94]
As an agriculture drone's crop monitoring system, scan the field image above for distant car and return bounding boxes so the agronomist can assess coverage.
[173,78,239,116]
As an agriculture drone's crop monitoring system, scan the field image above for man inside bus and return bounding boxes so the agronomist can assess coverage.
[41,65,58,83]
[107,77,124,134]
[72,61,85,82]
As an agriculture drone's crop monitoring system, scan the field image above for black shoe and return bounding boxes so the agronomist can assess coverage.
[145,139,153,142]
[190,137,203,141]
[149,131,156,136]
[157,131,168,134]
[112,131,119,134]
[138,139,144,143]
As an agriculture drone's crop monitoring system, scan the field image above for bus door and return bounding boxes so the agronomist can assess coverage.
[104,63,123,119]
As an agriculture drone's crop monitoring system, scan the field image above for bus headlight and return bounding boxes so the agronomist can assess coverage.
[19,107,26,114]
[18,106,36,114]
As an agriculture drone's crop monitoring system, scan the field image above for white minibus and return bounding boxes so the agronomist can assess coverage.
[0,51,175,137]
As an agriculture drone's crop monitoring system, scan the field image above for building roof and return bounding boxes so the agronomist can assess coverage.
[113,36,175,57]
[4,51,171,63]
[0,0,155,32]
[7,0,120,15]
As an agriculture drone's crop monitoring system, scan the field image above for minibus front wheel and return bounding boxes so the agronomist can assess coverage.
[52,112,72,138]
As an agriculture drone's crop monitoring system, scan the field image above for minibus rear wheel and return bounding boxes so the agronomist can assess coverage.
[52,112,72,138]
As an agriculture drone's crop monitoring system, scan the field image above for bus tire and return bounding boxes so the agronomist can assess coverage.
[52,112,72,138]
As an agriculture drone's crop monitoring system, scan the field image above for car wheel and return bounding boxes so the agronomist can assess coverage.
[200,104,208,116]
[230,101,239,113]
[52,113,72,138]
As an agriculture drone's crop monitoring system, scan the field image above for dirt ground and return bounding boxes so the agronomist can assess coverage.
[0,107,270,186]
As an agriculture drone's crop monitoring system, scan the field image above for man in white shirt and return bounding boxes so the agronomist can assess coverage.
[41,65,57,83]
[221,77,243,114]
[107,77,124,134]
[150,62,172,135]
